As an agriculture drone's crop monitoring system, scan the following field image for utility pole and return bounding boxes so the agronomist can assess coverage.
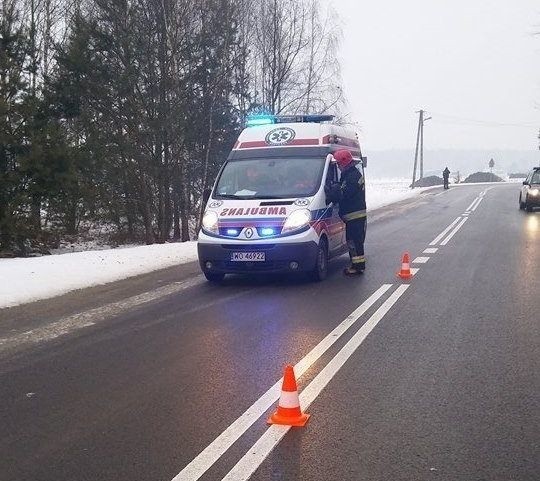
[411,110,431,188]
[412,111,423,189]
[419,111,424,179]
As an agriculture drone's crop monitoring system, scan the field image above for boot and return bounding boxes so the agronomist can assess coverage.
[343,265,364,276]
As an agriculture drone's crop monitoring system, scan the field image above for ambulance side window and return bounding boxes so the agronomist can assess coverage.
[324,163,339,206]
[325,164,338,187]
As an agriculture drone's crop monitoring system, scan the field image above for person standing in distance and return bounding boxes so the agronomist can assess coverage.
[443,167,450,189]
[326,149,367,276]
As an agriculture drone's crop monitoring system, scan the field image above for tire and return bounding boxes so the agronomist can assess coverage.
[519,194,524,210]
[204,271,225,282]
[309,238,328,282]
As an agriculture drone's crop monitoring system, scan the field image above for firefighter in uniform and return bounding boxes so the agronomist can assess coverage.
[326,149,367,276]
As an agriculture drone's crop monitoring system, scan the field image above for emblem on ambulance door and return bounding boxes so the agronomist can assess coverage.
[265,127,296,146]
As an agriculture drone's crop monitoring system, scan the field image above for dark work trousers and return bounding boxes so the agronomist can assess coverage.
[345,218,366,269]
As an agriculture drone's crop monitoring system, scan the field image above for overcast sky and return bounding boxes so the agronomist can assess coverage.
[330,0,540,152]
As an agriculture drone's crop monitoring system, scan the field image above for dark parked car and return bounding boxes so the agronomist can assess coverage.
[519,167,540,212]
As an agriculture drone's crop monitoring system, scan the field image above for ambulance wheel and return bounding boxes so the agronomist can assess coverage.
[519,194,525,210]
[309,238,328,282]
[204,271,225,282]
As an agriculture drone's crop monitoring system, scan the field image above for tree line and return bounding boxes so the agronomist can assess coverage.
[0,0,344,255]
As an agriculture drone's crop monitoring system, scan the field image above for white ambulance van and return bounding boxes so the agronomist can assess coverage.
[197,115,365,282]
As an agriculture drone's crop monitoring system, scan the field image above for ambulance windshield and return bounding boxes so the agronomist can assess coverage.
[214,157,325,199]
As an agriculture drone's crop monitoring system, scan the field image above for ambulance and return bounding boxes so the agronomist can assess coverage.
[197,114,365,282]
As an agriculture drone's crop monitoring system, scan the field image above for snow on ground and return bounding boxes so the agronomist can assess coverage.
[0,242,198,308]
[0,178,433,308]
[366,177,433,209]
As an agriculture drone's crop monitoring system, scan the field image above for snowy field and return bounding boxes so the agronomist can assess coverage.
[365,177,432,209]
[1,178,430,308]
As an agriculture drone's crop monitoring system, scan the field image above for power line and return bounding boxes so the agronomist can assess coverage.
[428,112,539,129]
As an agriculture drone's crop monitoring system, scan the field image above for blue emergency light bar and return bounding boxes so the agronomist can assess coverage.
[246,114,334,127]
[245,115,275,127]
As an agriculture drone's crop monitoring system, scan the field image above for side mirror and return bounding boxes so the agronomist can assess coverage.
[361,156,368,168]
[203,187,212,204]
[522,181,528,186]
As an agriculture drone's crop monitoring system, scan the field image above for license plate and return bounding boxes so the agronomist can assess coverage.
[230,252,266,262]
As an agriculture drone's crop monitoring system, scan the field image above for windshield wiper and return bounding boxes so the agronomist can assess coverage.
[215,194,248,199]
[216,194,288,200]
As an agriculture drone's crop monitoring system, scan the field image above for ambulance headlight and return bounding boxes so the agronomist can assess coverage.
[202,211,219,234]
[282,209,311,234]
[530,188,539,196]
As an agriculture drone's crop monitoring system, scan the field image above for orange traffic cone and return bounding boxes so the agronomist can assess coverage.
[268,365,310,427]
[397,252,413,279]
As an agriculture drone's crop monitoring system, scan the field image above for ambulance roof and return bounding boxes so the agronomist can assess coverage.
[230,115,361,159]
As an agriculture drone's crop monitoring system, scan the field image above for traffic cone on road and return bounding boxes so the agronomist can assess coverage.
[268,365,310,427]
[397,252,413,279]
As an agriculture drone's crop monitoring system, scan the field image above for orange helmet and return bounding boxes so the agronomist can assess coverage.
[333,149,354,170]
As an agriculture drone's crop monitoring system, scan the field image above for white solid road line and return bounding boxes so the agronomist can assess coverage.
[423,248,438,254]
[221,285,410,481]
[172,284,393,481]
[412,256,430,264]
[429,217,461,246]
[465,196,480,211]
[470,197,483,212]
[0,276,204,353]
[467,197,481,212]
[440,217,468,246]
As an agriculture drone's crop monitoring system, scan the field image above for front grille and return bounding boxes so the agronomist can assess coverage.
[218,260,289,272]
[259,201,294,206]
[220,244,276,250]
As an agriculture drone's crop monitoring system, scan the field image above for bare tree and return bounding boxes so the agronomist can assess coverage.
[247,0,344,116]
[299,0,344,115]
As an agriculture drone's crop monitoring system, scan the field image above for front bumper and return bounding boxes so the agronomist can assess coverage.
[197,240,319,274]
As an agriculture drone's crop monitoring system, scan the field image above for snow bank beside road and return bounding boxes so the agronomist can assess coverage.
[366,177,432,209]
[0,242,198,308]
[0,178,431,308]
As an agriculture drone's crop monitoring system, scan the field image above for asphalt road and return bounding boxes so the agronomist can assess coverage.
[1,183,538,481]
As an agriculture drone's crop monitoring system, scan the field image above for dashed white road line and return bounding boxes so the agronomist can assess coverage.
[430,217,461,246]
[410,268,420,276]
[423,248,438,254]
[440,217,468,246]
[220,285,410,481]
[412,256,430,264]
[172,284,393,481]
[0,276,205,353]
